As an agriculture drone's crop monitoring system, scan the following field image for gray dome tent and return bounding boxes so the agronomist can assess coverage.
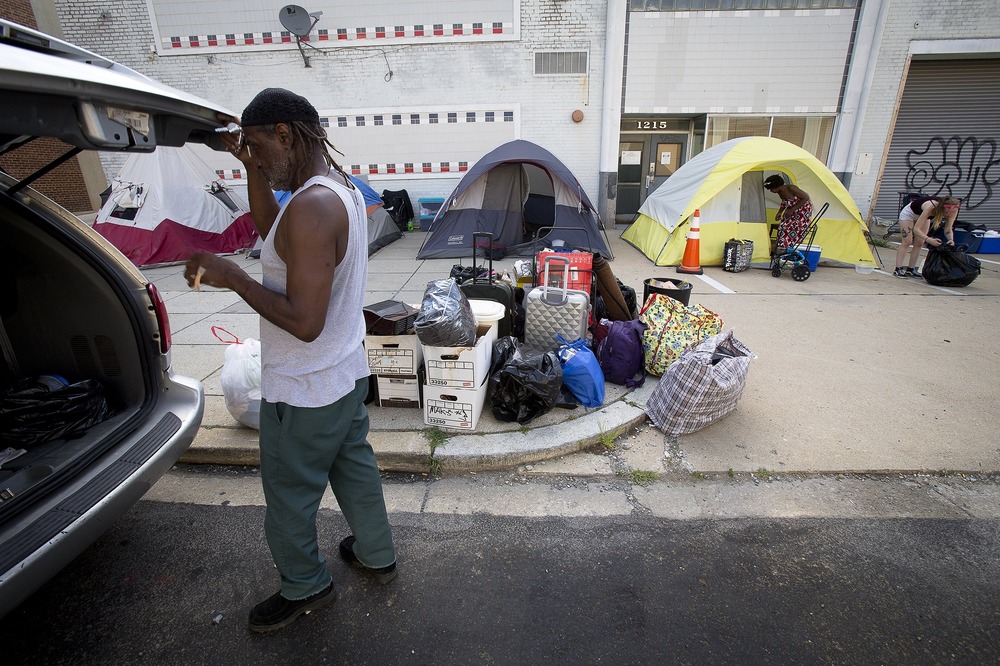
[416,140,613,259]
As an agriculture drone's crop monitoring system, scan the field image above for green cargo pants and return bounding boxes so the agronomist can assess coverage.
[259,378,395,600]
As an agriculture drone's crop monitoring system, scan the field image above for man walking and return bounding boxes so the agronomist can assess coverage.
[185,88,396,633]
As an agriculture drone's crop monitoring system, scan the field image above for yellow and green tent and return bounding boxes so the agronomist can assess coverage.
[621,137,876,269]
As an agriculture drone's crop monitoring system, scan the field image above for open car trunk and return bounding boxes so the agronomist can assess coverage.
[0,191,154,517]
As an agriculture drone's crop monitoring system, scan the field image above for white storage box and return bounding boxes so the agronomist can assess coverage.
[366,333,423,376]
[377,372,423,409]
[423,324,496,389]
[423,384,486,431]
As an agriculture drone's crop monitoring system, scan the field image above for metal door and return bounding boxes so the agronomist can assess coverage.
[615,134,687,223]
[615,140,644,223]
[647,135,686,193]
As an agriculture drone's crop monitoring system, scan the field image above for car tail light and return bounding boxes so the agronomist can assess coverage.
[147,283,172,354]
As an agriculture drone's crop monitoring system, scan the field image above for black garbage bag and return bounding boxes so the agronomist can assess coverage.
[449,264,495,285]
[414,278,477,347]
[923,245,981,287]
[489,337,563,424]
[1,376,112,446]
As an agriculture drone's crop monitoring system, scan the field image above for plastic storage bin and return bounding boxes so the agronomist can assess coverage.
[418,197,445,230]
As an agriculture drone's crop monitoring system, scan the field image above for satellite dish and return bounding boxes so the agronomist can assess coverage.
[280,5,319,37]
[278,5,324,67]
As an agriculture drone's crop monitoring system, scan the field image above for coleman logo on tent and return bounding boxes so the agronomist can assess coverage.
[447,235,465,244]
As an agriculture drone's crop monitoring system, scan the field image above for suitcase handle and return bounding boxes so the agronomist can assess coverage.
[541,255,571,305]
[471,232,494,284]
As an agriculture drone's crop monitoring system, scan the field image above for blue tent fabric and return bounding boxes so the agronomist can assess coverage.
[416,140,612,260]
[275,177,380,209]
[350,176,384,208]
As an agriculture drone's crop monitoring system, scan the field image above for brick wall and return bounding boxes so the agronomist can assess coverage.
[0,0,95,213]
[53,0,608,204]
[847,0,1000,217]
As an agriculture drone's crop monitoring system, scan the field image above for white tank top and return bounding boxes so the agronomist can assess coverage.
[259,174,369,407]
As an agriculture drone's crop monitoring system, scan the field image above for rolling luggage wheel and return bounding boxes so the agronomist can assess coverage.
[792,265,811,281]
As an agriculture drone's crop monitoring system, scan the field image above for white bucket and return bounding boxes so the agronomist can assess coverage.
[468,299,505,338]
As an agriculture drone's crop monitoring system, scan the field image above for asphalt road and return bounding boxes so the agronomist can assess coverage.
[2,471,998,665]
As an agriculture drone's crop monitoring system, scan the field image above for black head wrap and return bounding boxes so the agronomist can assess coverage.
[242,88,320,127]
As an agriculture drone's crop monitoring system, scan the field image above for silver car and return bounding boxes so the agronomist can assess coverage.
[0,19,229,617]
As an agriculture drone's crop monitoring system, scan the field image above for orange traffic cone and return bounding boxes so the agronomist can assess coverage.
[677,209,704,275]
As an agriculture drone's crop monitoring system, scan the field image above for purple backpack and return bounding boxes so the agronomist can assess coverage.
[596,319,648,388]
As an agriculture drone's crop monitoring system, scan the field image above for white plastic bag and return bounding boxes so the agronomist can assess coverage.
[215,327,261,429]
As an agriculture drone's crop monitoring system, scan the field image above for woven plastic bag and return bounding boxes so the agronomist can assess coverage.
[638,294,723,376]
[646,331,754,436]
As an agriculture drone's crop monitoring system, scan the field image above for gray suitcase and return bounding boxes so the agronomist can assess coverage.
[523,255,590,353]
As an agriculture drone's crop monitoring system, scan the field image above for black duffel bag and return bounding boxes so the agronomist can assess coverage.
[922,244,981,287]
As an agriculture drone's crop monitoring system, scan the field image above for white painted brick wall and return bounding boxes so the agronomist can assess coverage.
[55,0,609,205]
[848,0,1000,216]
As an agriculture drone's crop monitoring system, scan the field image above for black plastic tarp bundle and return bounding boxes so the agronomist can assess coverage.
[1,376,112,446]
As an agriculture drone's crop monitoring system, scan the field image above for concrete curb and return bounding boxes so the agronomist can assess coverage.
[179,381,656,473]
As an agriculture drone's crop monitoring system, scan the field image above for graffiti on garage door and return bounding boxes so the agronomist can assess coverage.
[905,136,999,210]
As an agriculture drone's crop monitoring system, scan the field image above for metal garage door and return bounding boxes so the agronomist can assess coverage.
[877,58,1000,228]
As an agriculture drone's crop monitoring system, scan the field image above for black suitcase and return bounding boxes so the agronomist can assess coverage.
[459,232,518,339]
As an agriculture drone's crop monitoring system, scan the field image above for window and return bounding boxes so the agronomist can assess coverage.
[374,115,383,126]
[535,52,588,75]
[706,115,836,161]
[485,112,495,123]
[629,0,856,9]
[504,111,514,122]
[448,113,457,123]
[410,114,420,124]
[466,112,476,123]
[392,114,402,125]
[429,113,439,124]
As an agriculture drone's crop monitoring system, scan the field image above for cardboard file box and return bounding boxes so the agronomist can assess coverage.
[423,385,486,431]
[422,324,496,389]
[366,334,423,376]
[377,369,424,408]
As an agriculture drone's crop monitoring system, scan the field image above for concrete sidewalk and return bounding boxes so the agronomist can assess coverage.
[145,229,1000,476]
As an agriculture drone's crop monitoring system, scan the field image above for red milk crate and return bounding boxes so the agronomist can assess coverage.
[534,251,593,294]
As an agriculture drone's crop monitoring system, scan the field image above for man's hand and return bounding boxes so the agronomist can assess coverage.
[185,253,242,291]
[217,112,250,163]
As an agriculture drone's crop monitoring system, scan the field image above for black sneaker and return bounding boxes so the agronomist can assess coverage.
[248,581,336,633]
[893,267,908,278]
[339,536,398,584]
[909,267,922,278]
